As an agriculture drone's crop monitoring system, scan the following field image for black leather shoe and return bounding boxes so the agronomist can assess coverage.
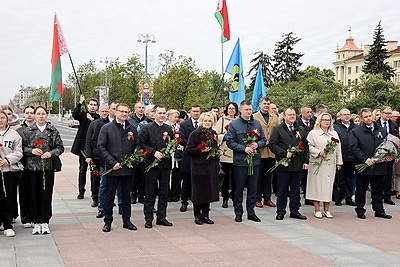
[276,214,284,220]
[180,203,188,212]
[102,223,111,232]
[96,211,105,218]
[77,193,84,199]
[138,198,145,204]
[375,213,392,219]
[91,200,98,207]
[290,213,307,220]
[234,215,242,222]
[156,219,173,227]
[222,200,228,208]
[304,199,313,206]
[357,214,366,219]
[396,195,400,199]
[247,214,261,222]
[345,201,357,206]
[202,217,214,224]
[334,201,342,206]
[384,199,396,205]
[123,221,138,230]
[144,221,152,228]
[194,217,203,225]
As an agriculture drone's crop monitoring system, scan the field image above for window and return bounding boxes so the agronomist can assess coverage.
[338,54,340,60]
[348,67,351,74]
[355,79,358,85]
[355,66,359,73]
[347,79,351,85]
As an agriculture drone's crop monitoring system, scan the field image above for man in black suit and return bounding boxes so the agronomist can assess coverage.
[71,95,99,199]
[350,108,392,219]
[269,108,309,220]
[376,106,397,205]
[179,104,201,212]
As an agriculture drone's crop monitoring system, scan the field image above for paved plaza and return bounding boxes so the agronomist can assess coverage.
[1,153,400,266]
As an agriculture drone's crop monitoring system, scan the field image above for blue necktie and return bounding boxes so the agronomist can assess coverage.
[383,121,387,132]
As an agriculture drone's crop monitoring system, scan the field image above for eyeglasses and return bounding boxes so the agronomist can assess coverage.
[117,110,129,114]
[383,112,392,115]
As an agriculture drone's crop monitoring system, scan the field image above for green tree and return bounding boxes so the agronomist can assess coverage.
[247,51,274,90]
[363,21,395,81]
[272,32,304,83]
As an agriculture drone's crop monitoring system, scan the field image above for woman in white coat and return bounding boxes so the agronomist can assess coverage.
[306,113,343,219]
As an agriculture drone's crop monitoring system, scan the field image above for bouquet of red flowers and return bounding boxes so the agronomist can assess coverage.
[197,139,220,160]
[268,141,305,172]
[313,137,340,175]
[145,133,183,173]
[103,149,150,175]
[81,150,101,177]
[243,129,261,175]
[34,141,46,190]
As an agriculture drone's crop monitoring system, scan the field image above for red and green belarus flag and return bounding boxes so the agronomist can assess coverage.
[214,0,230,43]
[50,14,68,103]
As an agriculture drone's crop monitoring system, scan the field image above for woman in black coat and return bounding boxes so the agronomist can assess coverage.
[185,112,219,225]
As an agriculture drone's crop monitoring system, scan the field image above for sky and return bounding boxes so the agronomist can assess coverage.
[1,0,398,105]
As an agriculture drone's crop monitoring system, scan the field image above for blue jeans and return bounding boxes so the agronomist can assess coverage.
[98,167,122,212]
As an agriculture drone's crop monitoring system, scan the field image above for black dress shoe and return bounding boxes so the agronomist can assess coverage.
[96,211,105,218]
[234,215,242,222]
[91,200,98,207]
[194,217,203,225]
[290,213,307,220]
[202,217,214,224]
[138,198,145,204]
[396,195,400,200]
[345,201,357,206]
[156,219,173,226]
[222,200,228,208]
[102,223,111,232]
[357,214,366,219]
[77,193,84,199]
[334,201,342,206]
[375,213,392,219]
[247,214,261,222]
[384,199,396,205]
[123,221,138,230]
[144,221,152,228]
[276,214,284,220]
[304,200,313,206]
[180,203,188,212]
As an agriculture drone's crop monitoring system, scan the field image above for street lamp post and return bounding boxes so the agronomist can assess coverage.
[137,34,156,82]
[100,56,113,103]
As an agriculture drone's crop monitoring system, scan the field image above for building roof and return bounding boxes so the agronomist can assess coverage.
[338,37,362,51]
[346,53,365,61]
[388,46,400,54]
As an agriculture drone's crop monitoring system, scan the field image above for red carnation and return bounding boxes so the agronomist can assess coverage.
[34,141,45,147]
[175,137,183,144]
[298,141,305,150]
[331,137,339,143]
[197,142,206,150]
[144,151,151,156]
[140,149,145,154]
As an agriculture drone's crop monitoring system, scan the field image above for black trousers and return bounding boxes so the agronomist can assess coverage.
[220,162,235,201]
[90,159,101,201]
[78,154,88,194]
[333,161,355,203]
[180,171,191,204]
[256,158,275,202]
[0,172,19,230]
[103,175,133,224]
[19,170,32,224]
[355,174,385,215]
[144,167,170,222]
[132,162,145,201]
[169,163,182,201]
[193,203,210,219]
[233,166,259,217]
[383,161,394,201]
[276,170,301,216]
[28,170,55,224]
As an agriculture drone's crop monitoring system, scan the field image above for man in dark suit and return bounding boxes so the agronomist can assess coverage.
[376,106,397,205]
[269,108,309,220]
[179,104,201,212]
[71,95,99,199]
[97,103,138,232]
[350,108,392,219]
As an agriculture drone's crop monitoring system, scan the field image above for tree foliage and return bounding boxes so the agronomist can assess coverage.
[363,21,395,81]
[246,51,273,90]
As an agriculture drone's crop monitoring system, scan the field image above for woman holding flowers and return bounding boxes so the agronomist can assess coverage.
[306,113,342,219]
[0,110,23,237]
[22,106,64,235]
[186,112,220,225]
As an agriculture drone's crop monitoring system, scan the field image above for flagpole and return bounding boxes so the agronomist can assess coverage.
[221,42,224,106]
[67,52,86,110]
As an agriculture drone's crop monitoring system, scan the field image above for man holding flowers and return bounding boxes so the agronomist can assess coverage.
[226,100,266,223]
[269,108,309,220]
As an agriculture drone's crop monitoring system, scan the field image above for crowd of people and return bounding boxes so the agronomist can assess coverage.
[1,96,399,236]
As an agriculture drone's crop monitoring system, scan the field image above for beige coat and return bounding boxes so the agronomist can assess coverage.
[306,129,343,202]
[215,115,235,163]
[253,111,279,158]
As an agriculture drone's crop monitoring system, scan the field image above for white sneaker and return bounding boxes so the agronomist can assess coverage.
[4,229,15,237]
[41,223,50,234]
[22,222,33,228]
[322,211,333,218]
[0,223,4,231]
[32,224,41,235]
[314,211,323,219]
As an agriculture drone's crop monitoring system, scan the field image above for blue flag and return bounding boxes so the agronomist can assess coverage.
[225,38,245,106]
[251,63,266,112]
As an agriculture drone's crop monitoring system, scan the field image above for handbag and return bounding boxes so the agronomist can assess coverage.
[52,156,62,172]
